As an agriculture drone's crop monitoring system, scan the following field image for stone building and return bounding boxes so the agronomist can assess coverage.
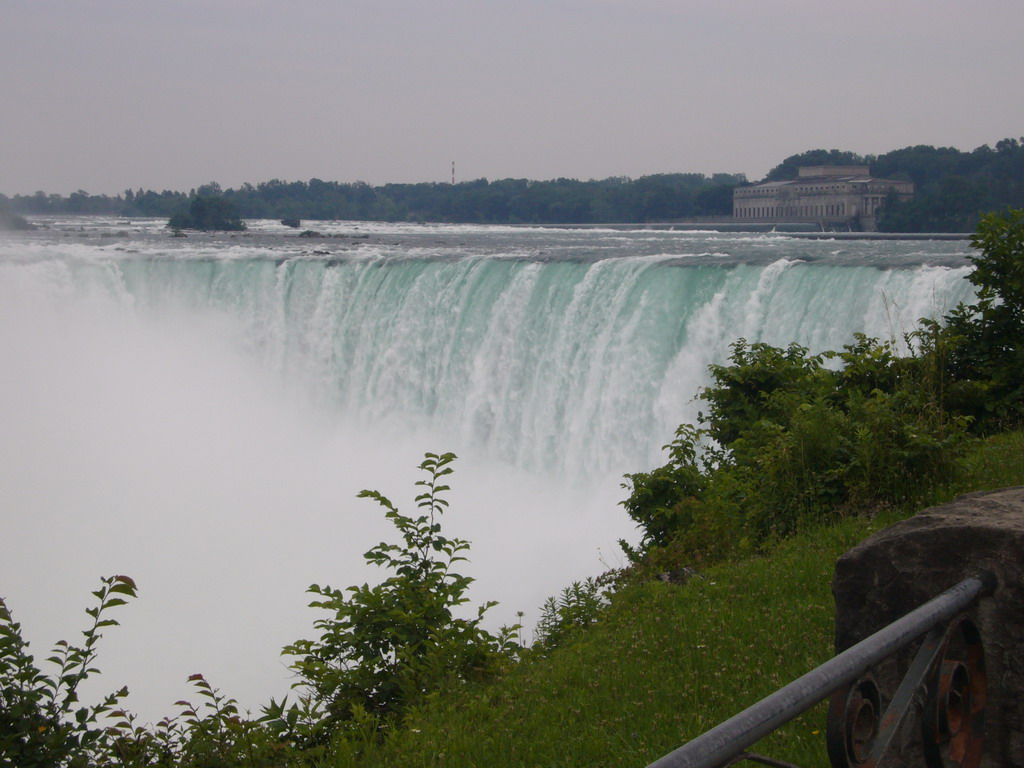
[732,166,914,231]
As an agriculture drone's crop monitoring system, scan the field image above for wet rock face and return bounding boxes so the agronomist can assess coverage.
[832,488,1024,768]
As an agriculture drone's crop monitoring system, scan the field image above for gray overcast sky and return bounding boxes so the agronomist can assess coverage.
[2,0,1022,195]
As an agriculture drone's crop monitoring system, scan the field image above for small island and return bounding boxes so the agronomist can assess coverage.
[168,195,246,231]
[0,210,36,230]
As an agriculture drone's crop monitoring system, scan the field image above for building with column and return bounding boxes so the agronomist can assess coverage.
[732,166,913,231]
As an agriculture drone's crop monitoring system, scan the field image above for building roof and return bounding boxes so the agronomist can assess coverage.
[739,171,910,193]
[798,165,870,178]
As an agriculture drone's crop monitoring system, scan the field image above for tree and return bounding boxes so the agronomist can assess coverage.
[195,181,223,198]
[875,140,1024,232]
[168,195,246,231]
[762,149,866,182]
[941,208,1024,423]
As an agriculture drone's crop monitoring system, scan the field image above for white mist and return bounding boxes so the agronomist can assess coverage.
[0,261,631,723]
[0,225,974,725]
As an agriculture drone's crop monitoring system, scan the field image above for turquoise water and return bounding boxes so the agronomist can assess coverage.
[0,217,977,721]
[4,218,975,475]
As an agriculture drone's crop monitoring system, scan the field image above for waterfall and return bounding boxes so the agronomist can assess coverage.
[109,251,974,476]
[0,223,977,723]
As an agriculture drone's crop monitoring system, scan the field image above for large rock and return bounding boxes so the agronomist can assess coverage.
[832,487,1024,768]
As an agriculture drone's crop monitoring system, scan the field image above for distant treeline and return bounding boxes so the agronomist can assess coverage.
[764,139,1024,232]
[0,174,743,226]
[3,137,1023,230]
[873,139,1024,231]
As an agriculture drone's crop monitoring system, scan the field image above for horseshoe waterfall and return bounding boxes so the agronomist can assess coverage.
[0,218,977,722]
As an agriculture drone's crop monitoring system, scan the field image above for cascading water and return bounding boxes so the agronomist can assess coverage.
[0,218,977,722]
[111,242,975,476]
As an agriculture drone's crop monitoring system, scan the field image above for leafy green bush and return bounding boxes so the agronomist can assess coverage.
[621,334,969,565]
[269,453,517,749]
[533,577,610,653]
[88,673,285,767]
[0,575,136,767]
[699,340,833,446]
[940,208,1024,425]
[0,577,290,767]
[619,424,706,556]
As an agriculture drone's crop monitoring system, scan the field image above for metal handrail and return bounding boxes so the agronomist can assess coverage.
[645,572,996,768]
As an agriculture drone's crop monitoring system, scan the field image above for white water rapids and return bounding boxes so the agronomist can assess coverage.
[0,218,976,722]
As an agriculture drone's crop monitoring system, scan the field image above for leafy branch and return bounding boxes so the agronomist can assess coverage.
[271,452,518,749]
[0,575,136,767]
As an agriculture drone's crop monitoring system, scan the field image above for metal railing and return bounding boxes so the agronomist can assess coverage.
[645,572,996,768]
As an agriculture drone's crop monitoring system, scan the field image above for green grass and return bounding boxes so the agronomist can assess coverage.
[327,514,895,768]
[951,429,1024,495]
[17,432,1013,766]
[322,430,1024,768]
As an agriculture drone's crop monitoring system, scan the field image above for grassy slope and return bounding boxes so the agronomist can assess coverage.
[335,515,891,768]
[327,432,1023,768]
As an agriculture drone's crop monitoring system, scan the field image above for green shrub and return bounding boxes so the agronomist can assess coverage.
[939,208,1024,425]
[268,453,518,750]
[621,334,969,565]
[533,578,609,653]
[0,575,136,767]
[619,424,706,556]
[700,340,833,446]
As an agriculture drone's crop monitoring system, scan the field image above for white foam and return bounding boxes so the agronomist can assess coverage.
[0,222,977,724]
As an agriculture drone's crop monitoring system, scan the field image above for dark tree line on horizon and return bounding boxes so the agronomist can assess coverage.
[760,140,1024,232]
[3,137,1022,231]
[0,173,744,226]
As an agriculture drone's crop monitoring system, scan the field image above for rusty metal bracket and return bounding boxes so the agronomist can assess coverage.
[827,613,986,768]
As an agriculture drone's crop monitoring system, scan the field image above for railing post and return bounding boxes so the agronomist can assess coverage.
[645,486,1024,768]
[832,488,1024,768]
[645,575,993,768]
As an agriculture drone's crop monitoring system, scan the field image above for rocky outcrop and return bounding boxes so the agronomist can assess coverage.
[832,487,1024,768]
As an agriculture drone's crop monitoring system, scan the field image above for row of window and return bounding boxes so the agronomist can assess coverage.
[736,183,850,196]
[734,202,848,219]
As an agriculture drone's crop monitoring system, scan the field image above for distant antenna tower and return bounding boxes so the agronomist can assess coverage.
[451,161,455,185]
